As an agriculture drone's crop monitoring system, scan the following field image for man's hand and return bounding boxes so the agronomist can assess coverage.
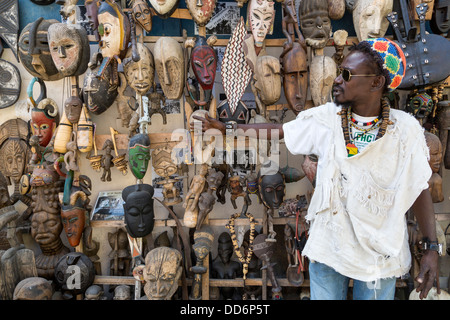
[191,114,226,134]
[415,250,440,299]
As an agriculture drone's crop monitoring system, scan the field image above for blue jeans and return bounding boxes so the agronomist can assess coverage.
[309,261,396,300]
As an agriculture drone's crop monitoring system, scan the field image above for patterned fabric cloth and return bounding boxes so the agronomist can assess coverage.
[363,38,406,92]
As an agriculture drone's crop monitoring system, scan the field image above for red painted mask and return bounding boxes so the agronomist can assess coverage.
[191,36,217,91]
[31,98,59,147]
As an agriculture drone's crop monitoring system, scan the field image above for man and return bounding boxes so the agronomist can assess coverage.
[193,38,440,300]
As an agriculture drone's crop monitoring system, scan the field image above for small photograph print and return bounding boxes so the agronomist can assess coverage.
[91,191,125,221]
[195,2,240,35]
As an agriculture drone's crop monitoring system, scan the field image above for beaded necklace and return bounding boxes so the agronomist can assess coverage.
[347,106,383,133]
[339,98,393,157]
[350,113,381,128]
[226,211,257,280]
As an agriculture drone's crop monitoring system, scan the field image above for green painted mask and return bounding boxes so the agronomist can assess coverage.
[128,133,151,179]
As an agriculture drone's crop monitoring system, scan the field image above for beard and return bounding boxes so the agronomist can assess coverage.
[332,84,352,109]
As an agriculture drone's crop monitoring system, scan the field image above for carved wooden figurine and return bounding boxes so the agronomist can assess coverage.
[108,228,131,277]
[190,226,214,300]
[253,234,283,299]
[100,139,114,182]
[147,84,167,124]
[196,168,224,229]
[30,165,68,280]
[183,164,208,228]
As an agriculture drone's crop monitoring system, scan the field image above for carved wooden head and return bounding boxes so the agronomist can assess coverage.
[47,23,90,77]
[352,0,393,41]
[143,247,183,300]
[298,0,332,49]
[122,184,155,238]
[97,0,130,59]
[132,0,152,32]
[309,55,336,106]
[186,0,216,27]
[280,42,308,114]
[152,145,177,178]
[247,0,275,47]
[61,191,88,247]
[123,43,155,95]
[154,37,184,100]
[31,98,59,147]
[190,36,217,91]
[149,0,180,18]
[128,133,151,180]
[18,18,64,81]
[253,55,281,106]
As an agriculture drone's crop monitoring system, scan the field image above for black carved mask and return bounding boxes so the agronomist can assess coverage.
[258,169,285,209]
[82,61,118,115]
[122,184,155,238]
[217,99,249,124]
[430,0,450,34]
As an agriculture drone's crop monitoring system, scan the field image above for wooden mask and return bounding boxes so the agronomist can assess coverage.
[247,0,275,47]
[0,119,31,185]
[186,0,216,27]
[61,191,88,247]
[143,247,183,300]
[128,133,151,180]
[190,36,217,91]
[82,60,118,115]
[217,99,249,124]
[281,42,308,114]
[253,55,281,106]
[98,0,130,60]
[85,0,100,36]
[430,0,450,34]
[149,0,180,19]
[309,55,336,106]
[352,0,393,41]
[123,43,155,95]
[257,167,285,209]
[132,0,152,32]
[122,183,155,238]
[154,37,185,100]
[64,96,83,124]
[31,98,59,147]
[18,18,64,81]
[47,23,90,77]
[152,145,177,178]
[298,0,332,49]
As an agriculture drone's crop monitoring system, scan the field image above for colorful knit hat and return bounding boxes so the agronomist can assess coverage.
[363,38,406,92]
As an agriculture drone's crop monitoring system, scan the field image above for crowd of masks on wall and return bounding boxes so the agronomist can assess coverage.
[0,0,449,300]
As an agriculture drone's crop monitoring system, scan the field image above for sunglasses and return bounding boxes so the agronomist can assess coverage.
[338,67,378,82]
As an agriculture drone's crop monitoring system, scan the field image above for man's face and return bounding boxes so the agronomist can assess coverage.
[332,51,378,107]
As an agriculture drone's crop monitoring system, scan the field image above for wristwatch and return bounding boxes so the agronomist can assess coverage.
[419,237,443,256]
[225,122,237,135]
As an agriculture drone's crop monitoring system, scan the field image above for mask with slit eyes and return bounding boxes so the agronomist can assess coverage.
[122,184,155,238]
[258,169,285,209]
[18,18,63,81]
